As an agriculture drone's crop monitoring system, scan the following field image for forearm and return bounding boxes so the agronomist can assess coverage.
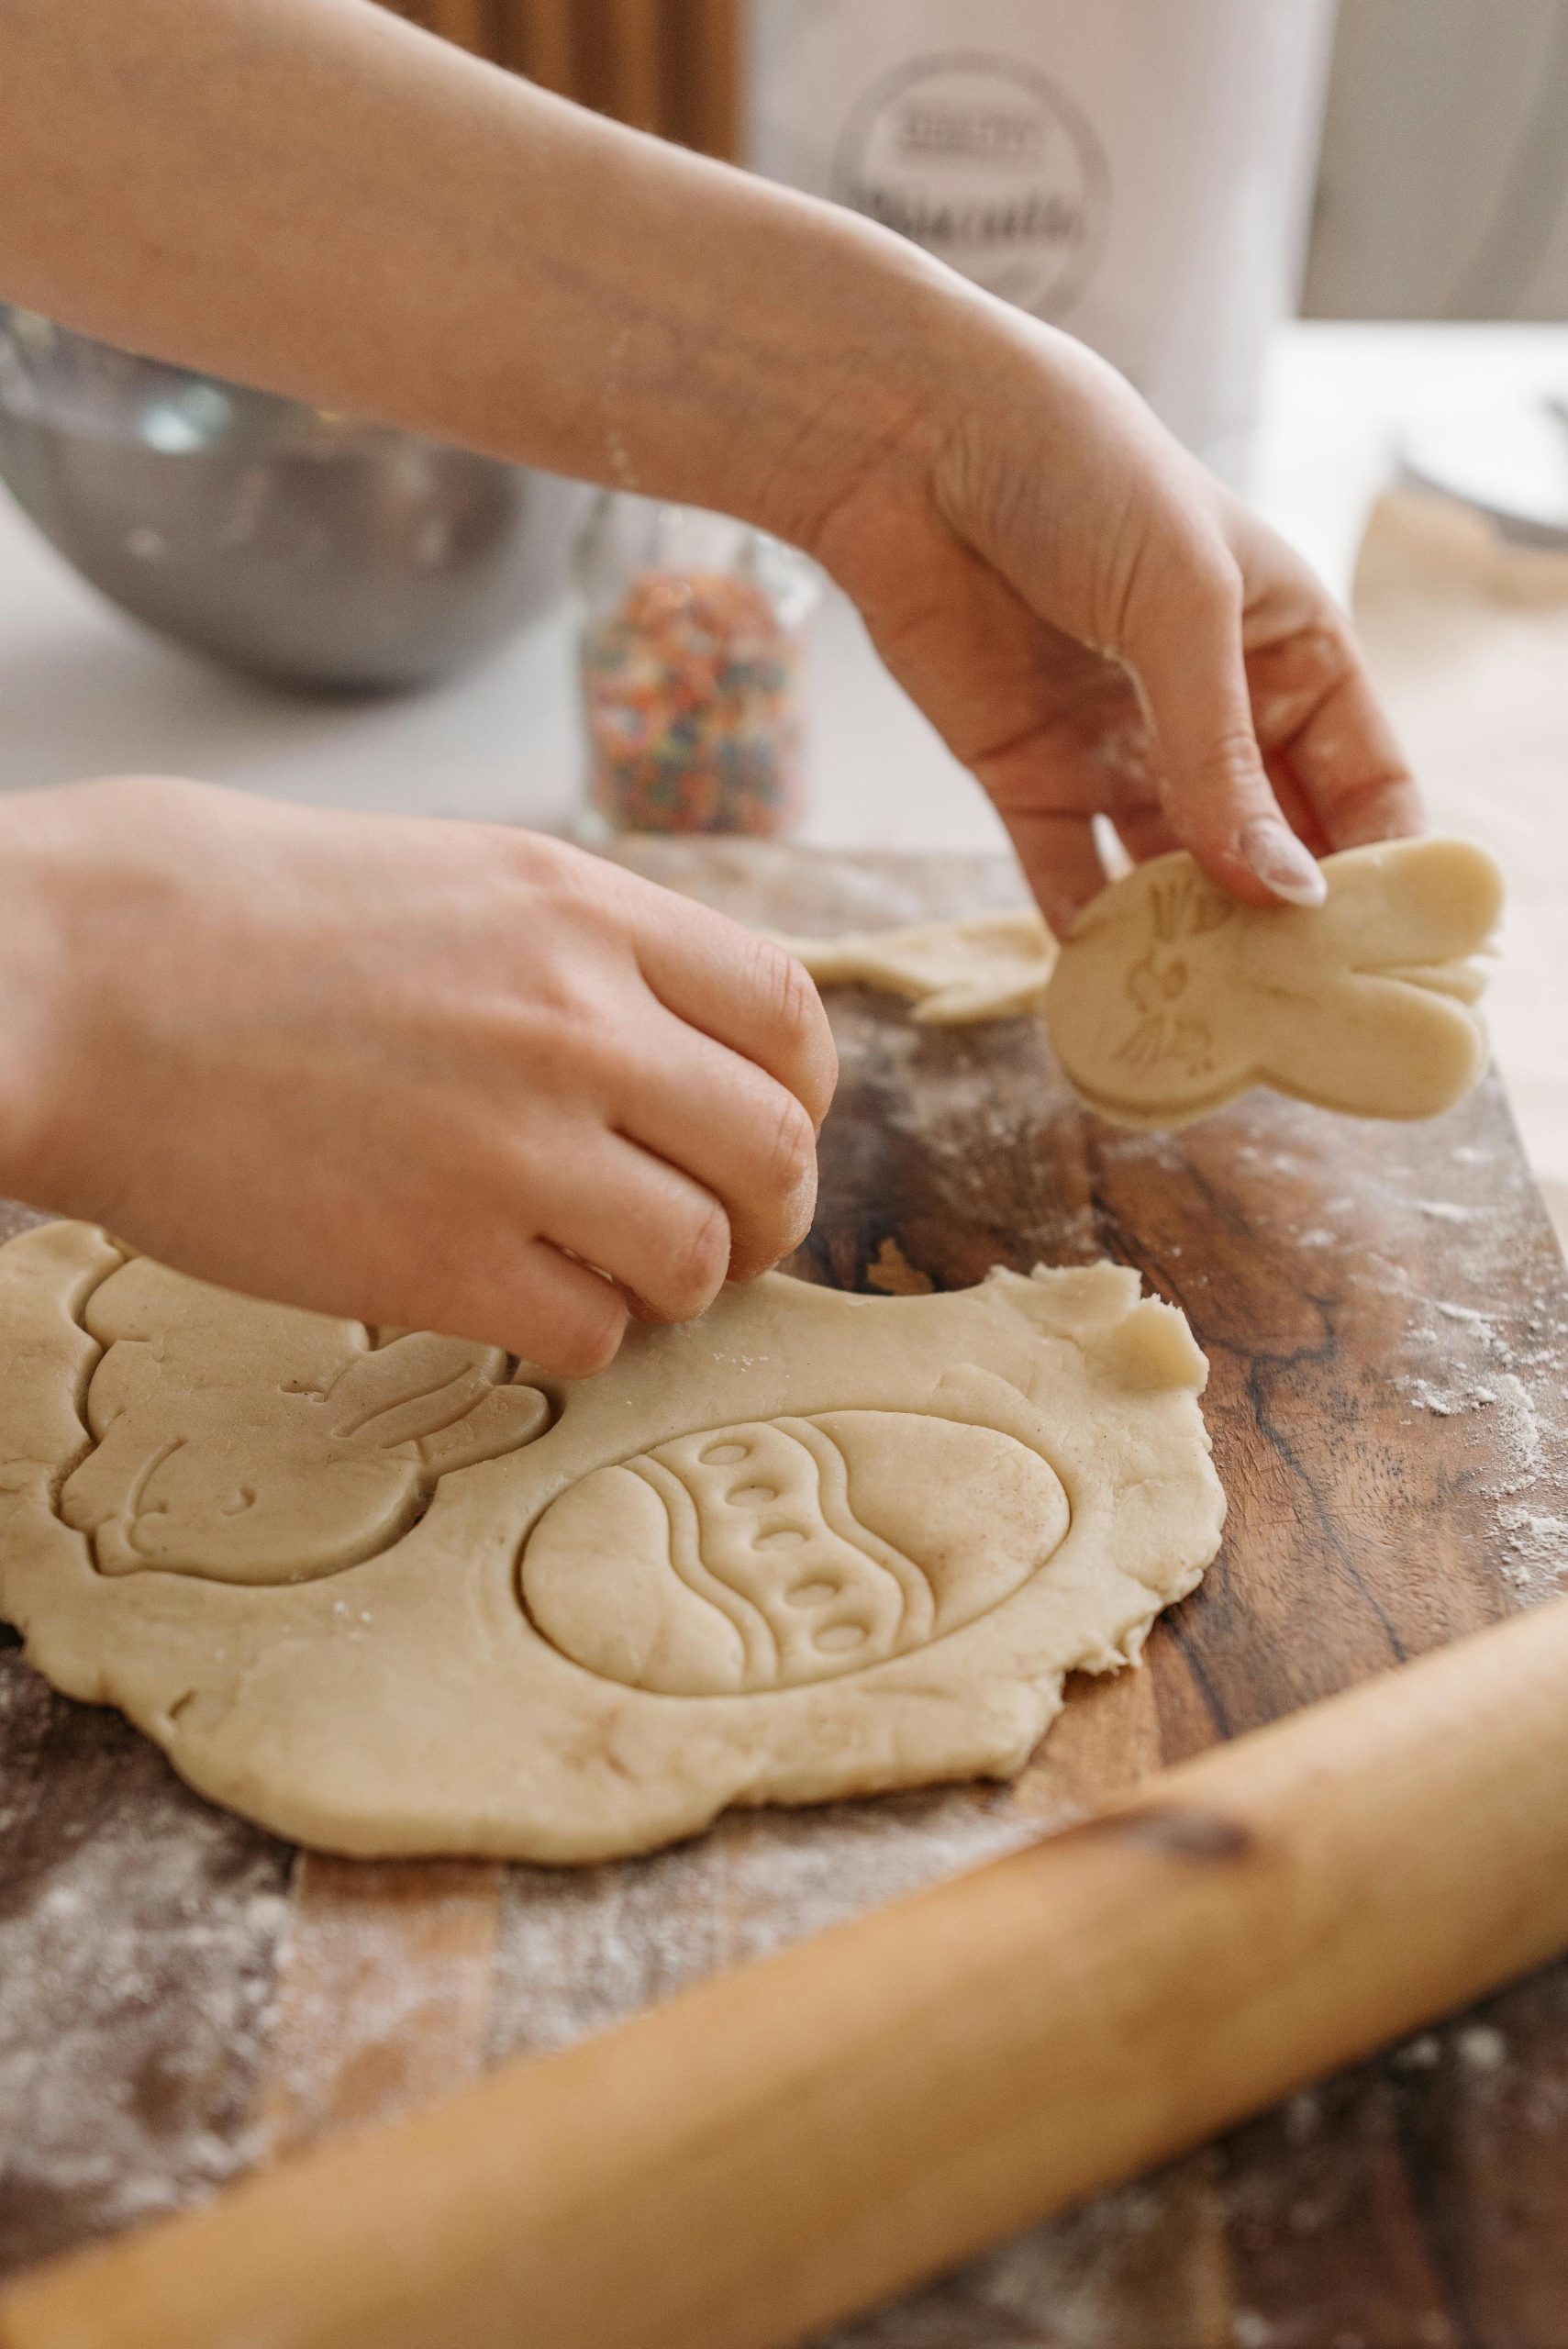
[0,0,940,547]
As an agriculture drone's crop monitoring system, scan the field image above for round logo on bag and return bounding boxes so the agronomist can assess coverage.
[830,50,1111,320]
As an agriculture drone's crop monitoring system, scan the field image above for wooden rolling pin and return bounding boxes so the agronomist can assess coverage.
[8,1594,1568,2349]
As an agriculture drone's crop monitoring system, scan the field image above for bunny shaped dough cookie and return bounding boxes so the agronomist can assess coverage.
[1043,838,1503,1130]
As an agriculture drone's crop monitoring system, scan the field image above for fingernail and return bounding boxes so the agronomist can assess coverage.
[1239,817,1327,907]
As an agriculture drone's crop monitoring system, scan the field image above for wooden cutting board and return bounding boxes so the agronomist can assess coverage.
[4,841,1568,2349]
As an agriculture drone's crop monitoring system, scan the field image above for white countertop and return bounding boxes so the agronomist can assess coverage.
[2,321,1565,852]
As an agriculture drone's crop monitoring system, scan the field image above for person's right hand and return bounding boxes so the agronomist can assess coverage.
[791,292,1423,941]
[0,776,836,1375]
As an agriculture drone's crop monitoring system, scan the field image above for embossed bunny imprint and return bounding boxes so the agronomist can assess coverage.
[1045,839,1502,1129]
[58,1254,550,1583]
[0,1223,1223,1862]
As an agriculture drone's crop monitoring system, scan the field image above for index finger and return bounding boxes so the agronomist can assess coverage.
[1266,653,1425,852]
[629,891,839,1130]
[1230,513,1425,852]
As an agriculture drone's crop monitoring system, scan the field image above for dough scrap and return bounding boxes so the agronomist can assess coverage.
[786,840,1502,1130]
[0,1222,1224,1864]
[1045,839,1502,1129]
[780,910,1057,1023]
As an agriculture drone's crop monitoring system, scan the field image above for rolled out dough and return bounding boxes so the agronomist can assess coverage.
[0,1222,1223,1864]
[775,909,1058,1024]
[786,840,1502,1131]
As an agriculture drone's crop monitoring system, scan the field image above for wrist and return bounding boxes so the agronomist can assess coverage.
[712,195,957,555]
[558,117,956,559]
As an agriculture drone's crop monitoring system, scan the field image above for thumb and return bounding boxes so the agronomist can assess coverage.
[1126,551,1326,910]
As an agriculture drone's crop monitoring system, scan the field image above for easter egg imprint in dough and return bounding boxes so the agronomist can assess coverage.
[520,1408,1071,1696]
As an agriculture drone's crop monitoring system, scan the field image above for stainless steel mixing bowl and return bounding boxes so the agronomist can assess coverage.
[0,307,590,690]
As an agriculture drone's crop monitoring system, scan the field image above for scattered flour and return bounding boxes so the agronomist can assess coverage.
[1394,1376,1496,1418]
[1496,1505,1568,1584]
[1456,2023,1508,2074]
[0,1651,292,2269]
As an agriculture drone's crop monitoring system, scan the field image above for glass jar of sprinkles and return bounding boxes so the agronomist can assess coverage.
[575,492,819,838]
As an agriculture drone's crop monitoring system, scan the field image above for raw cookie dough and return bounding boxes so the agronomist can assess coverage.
[787,840,1502,1131]
[1045,839,1502,1130]
[780,910,1057,1023]
[0,1222,1224,1864]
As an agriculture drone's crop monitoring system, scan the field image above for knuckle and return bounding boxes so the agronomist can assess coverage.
[502,847,639,997]
[508,825,596,903]
[761,1090,817,1205]
[1169,723,1269,824]
[752,938,822,1053]
[752,939,837,1121]
[545,989,617,1073]
[1202,723,1269,790]
[664,1196,731,1317]
[512,976,624,1092]
[1295,614,1356,671]
[1192,541,1244,614]
[539,1284,628,1379]
[1144,521,1242,628]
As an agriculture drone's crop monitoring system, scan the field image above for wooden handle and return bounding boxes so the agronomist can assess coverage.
[8,1598,1568,2349]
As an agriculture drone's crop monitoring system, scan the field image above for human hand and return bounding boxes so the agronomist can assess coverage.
[0,778,834,1375]
[801,290,1421,938]
[0,4,1411,956]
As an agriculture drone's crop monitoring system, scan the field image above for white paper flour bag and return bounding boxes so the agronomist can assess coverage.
[744,0,1337,486]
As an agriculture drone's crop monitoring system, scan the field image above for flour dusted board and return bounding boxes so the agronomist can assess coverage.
[4,845,1568,2345]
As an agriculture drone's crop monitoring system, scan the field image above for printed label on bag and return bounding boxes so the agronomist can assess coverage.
[830,50,1111,319]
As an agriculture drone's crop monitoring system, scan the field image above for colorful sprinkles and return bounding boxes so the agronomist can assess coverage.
[581,569,806,835]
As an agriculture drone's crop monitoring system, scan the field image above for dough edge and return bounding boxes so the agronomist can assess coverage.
[0,1222,1225,1865]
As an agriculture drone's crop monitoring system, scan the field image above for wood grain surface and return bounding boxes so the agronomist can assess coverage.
[3,843,1567,2347]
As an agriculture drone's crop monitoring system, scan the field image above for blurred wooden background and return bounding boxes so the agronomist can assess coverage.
[382,0,740,159]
